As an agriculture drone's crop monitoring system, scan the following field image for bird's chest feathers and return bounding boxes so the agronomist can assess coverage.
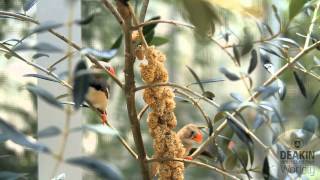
[86,87,108,110]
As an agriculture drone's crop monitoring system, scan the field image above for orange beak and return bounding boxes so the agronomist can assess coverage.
[107,66,116,76]
[192,132,203,143]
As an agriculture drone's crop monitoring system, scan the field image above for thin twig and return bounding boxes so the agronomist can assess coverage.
[147,158,240,180]
[139,0,149,22]
[135,82,272,154]
[174,89,211,126]
[137,104,149,121]
[132,19,195,30]
[51,8,75,177]
[120,1,150,179]
[101,0,125,29]
[0,11,124,88]
[47,51,76,71]
[0,44,138,161]
[304,2,320,49]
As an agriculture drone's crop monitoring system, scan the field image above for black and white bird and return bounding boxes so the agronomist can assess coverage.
[87,64,115,125]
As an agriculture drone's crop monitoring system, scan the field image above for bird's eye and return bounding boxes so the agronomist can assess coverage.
[190,130,196,138]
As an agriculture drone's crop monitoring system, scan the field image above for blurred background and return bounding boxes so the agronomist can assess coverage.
[0,0,320,179]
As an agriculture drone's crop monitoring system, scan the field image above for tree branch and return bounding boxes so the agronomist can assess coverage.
[120,1,150,179]
[139,0,149,22]
[0,43,138,161]
[147,158,240,180]
[132,19,195,30]
[101,0,125,29]
[137,104,149,121]
[0,11,124,88]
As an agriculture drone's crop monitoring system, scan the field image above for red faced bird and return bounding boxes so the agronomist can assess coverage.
[150,123,203,177]
[86,64,115,125]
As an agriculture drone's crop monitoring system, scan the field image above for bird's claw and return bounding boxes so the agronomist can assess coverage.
[184,156,193,160]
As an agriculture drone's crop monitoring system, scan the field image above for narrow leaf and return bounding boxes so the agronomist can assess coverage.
[81,124,118,135]
[202,91,215,100]
[32,53,49,59]
[289,0,308,20]
[150,36,169,46]
[30,21,63,34]
[23,74,59,83]
[75,13,95,25]
[0,117,50,153]
[186,65,204,93]
[142,16,161,35]
[38,126,61,138]
[189,78,224,86]
[80,48,117,60]
[233,46,240,65]
[13,42,63,52]
[293,71,307,98]
[303,115,318,134]
[230,92,244,102]
[248,49,258,74]
[67,157,123,180]
[73,60,90,109]
[219,67,240,81]
[26,84,63,108]
[263,157,270,180]
[23,0,37,12]
[220,101,240,112]
[0,171,27,180]
[227,117,253,148]
[311,89,320,107]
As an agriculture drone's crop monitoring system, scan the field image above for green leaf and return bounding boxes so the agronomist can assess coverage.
[23,0,37,12]
[224,154,237,170]
[219,67,240,81]
[202,91,215,100]
[247,49,258,74]
[233,46,241,65]
[227,117,253,148]
[150,36,169,46]
[23,74,59,83]
[38,126,61,138]
[240,27,253,56]
[73,60,90,109]
[30,21,63,34]
[13,42,63,53]
[67,157,123,180]
[142,16,161,35]
[289,0,308,20]
[32,53,49,59]
[311,89,320,107]
[219,101,240,112]
[0,117,51,153]
[0,171,27,180]
[80,48,117,60]
[26,84,63,109]
[81,124,118,135]
[186,65,205,93]
[75,13,96,25]
[303,115,318,134]
[110,35,123,49]
[262,157,270,180]
[293,71,307,98]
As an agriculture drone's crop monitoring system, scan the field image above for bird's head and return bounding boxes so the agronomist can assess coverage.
[90,63,116,76]
[178,124,203,145]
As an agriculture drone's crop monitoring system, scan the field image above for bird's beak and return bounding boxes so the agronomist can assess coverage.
[107,66,116,76]
[192,132,203,144]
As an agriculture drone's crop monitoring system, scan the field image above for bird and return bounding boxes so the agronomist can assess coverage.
[177,123,203,160]
[86,63,115,125]
[150,124,203,177]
